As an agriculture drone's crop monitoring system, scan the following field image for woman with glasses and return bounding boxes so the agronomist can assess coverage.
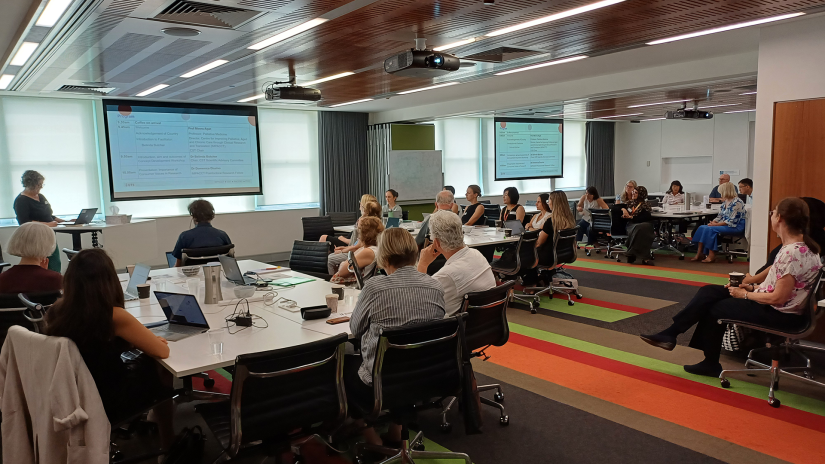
[13,170,73,273]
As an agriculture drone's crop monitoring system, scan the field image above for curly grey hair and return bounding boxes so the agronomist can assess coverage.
[428,210,465,251]
[21,170,45,190]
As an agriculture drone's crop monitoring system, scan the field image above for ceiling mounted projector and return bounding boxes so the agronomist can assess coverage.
[665,102,713,120]
[384,38,460,78]
[264,77,321,102]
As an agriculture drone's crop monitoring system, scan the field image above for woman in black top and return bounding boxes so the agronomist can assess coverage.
[462,184,485,225]
[13,170,71,273]
[621,186,655,264]
[500,187,525,223]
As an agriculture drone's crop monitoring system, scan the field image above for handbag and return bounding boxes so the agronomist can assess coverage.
[722,324,744,352]
[161,426,205,464]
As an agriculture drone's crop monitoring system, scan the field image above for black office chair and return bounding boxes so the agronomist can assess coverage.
[719,268,825,407]
[353,318,472,464]
[196,334,349,461]
[583,208,611,255]
[0,245,10,273]
[302,216,336,242]
[524,227,583,312]
[288,240,332,280]
[478,200,491,205]
[440,281,516,430]
[718,233,748,263]
[0,291,61,345]
[491,231,540,310]
[483,204,502,227]
[606,205,629,261]
[329,211,358,228]
[62,247,79,261]
[347,250,377,289]
[181,244,235,266]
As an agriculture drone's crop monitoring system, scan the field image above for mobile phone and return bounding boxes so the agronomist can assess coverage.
[326,316,350,325]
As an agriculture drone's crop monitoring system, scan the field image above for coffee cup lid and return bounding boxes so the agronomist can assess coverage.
[729,272,744,276]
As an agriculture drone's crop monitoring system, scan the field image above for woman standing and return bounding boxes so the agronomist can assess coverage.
[691,182,745,263]
[13,170,71,273]
[621,186,655,264]
[500,187,525,223]
[662,181,685,205]
[576,187,609,243]
[383,189,402,218]
[617,180,638,203]
[526,194,552,231]
[461,185,485,226]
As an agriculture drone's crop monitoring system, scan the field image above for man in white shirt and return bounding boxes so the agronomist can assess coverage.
[417,210,497,316]
[738,178,753,205]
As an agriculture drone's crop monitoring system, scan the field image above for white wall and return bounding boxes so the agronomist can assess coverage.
[614,112,753,198]
[751,14,825,273]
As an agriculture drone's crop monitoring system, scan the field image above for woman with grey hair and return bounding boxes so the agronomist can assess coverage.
[0,222,63,293]
[417,210,496,315]
[13,170,71,272]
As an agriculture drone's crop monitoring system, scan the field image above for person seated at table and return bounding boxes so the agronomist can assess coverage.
[616,180,637,203]
[691,182,745,263]
[519,191,576,287]
[434,186,461,215]
[0,222,62,294]
[322,200,381,248]
[345,228,445,446]
[500,187,525,223]
[708,173,738,203]
[417,211,496,316]
[461,184,486,226]
[330,216,384,286]
[527,193,552,231]
[171,199,231,267]
[738,178,753,204]
[641,197,822,376]
[621,186,655,265]
[576,187,609,243]
[44,249,176,449]
[383,189,402,217]
[662,180,685,205]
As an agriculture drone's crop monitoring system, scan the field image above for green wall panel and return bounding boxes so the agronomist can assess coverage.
[391,124,435,150]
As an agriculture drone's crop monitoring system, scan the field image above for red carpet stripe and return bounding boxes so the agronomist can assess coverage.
[508,332,825,434]
[192,369,233,394]
[566,265,707,287]
[550,293,652,314]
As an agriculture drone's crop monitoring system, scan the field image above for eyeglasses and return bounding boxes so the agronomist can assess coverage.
[769,210,775,218]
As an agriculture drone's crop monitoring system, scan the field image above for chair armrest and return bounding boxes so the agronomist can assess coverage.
[717,318,810,338]
[0,262,10,273]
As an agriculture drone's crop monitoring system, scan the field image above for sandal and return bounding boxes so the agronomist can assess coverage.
[690,255,705,262]
[701,258,716,263]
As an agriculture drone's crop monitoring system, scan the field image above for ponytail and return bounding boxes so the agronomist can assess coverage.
[777,197,821,254]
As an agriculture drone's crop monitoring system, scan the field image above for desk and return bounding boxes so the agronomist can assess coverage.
[650,209,717,258]
[54,219,155,251]
[333,224,519,248]
[123,260,354,378]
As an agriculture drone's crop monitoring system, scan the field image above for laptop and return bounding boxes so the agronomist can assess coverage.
[124,263,151,301]
[218,254,271,285]
[385,217,401,228]
[151,292,210,341]
[74,208,97,225]
[166,252,177,269]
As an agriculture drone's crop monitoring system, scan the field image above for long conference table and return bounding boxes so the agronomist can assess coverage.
[334,223,520,248]
[122,260,354,378]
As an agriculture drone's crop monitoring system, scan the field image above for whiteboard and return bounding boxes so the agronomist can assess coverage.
[389,150,443,202]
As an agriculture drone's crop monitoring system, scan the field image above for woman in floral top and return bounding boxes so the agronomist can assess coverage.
[691,182,746,263]
[640,197,822,377]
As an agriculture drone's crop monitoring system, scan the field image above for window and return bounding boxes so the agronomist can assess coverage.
[434,119,481,198]
[556,120,587,190]
[258,108,319,207]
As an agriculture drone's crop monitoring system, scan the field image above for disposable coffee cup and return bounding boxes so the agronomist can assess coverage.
[137,283,151,299]
[331,284,345,300]
[126,264,135,276]
[504,229,512,237]
[326,294,339,313]
[729,272,745,287]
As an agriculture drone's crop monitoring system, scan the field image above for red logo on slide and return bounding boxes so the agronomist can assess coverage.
[181,114,191,121]
[558,124,563,133]
[118,106,132,116]
[500,122,507,129]
[248,116,256,126]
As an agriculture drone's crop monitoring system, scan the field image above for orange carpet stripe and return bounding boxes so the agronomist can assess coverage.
[486,342,825,464]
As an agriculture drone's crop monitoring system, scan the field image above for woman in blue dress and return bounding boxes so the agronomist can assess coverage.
[691,182,746,263]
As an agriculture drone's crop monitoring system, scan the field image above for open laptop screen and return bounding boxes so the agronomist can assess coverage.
[154,292,209,328]
[166,252,177,269]
[125,263,151,296]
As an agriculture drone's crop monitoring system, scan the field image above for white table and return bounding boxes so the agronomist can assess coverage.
[122,260,355,378]
[333,224,519,248]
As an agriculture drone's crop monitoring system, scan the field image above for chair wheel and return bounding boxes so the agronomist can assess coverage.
[500,415,510,426]
[616,257,622,262]
[595,250,601,254]
[440,422,452,433]
[576,293,583,299]
[720,378,730,388]
[412,442,425,451]
[768,398,781,408]
[678,255,685,260]
[567,300,574,306]
[203,377,216,388]
[586,250,591,256]
[494,391,504,403]
[529,300,539,313]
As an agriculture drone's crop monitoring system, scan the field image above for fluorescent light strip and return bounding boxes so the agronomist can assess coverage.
[181,59,228,78]
[495,55,587,76]
[723,109,756,114]
[697,103,740,109]
[627,99,691,108]
[330,98,373,108]
[545,111,588,118]
[0,74,15,90]
[488,0,625,36]
[397,82,460,95]
[301,72,354,87]
[136,84,169,97]
[597,113,643,119]
[740,91,757,95]
[647,13,804,45]
[641,117,666,121]
[433,38,476,51]
[248,18,328,50]
[11,42,39,66]
[238,94,265,103]
[36,0,73,27]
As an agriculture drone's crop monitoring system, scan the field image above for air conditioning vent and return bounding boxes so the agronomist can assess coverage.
[153,0,262,29]
[463,47,542,63]
[57,85,117,95]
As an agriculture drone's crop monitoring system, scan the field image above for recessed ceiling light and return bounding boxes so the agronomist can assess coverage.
[723,109,756,114]
[397,82,460,94]
[330,98,374,108]
[10,42,39,66]
[35,0,73,27]
[181,60,229,78]
[739,91,757,95]
[627,99,691,108]
[433,38,476,51]
[487,0,625,37]
[301,72,355,87]
[697,103,740,109]
[238,94,265,103]
[647,13,804,45]
[495,55,587,76]
[641,117,666,121]
[0,74,15,90]
[597,113,643,119]
[248,18,328,51]
[136,84,169,97]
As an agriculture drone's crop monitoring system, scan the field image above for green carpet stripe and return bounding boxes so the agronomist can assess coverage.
[571,260,728,285]
[536,296,636,322]
[411,430,474,463]
[508,323,825,417]
[214,368,233,381]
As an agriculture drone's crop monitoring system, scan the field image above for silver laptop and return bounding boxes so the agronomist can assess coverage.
[124,263,151,301]
[218,254,271,285]
[151,292,210,341]
[75,208,97,225]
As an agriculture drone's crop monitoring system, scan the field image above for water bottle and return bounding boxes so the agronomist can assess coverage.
[203,263,223,304]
